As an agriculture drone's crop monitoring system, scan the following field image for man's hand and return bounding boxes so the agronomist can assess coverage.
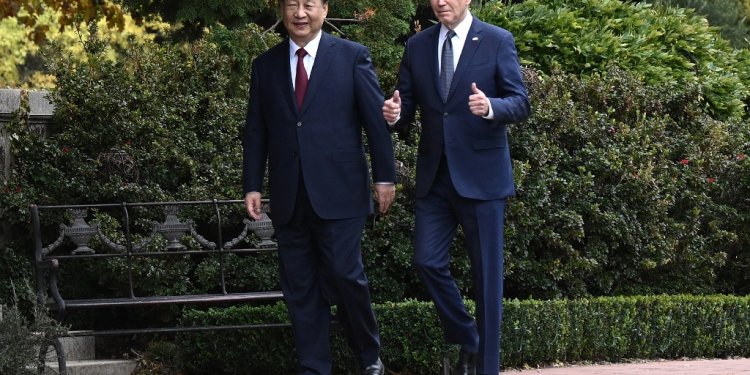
[383,90,401,123]
[373,183,396,214]
[469,82,490,117]
[244,192,263,221]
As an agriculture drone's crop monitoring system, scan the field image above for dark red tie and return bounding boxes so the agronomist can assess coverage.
[295,48,308,109]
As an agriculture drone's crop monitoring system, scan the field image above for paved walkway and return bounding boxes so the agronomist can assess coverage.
[505,358,750,374]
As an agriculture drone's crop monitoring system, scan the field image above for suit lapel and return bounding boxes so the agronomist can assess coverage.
[447,19,483,104]
[274,40,297,114]
[428,27,442,103]
[299,33,335,115]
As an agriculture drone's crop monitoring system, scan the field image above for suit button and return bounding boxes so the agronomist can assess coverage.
[292,151,298,158]
[443,113,448,117]
[297,121,302,127]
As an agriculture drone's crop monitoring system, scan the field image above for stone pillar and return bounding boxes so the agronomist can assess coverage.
[0,89,21,184]
[0,89,21,250]
[28,90,54,136]
[0,89,54,249]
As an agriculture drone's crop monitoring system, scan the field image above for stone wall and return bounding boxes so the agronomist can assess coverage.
[0,89,54,248]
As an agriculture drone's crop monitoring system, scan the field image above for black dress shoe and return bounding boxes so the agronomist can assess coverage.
[452,349,476,375]
[363,358,384,375]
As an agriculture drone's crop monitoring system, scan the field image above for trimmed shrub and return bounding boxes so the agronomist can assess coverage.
[177,295,750,373]
[503,294,750,364]
[504,67,747,299]
[178,299,451,374]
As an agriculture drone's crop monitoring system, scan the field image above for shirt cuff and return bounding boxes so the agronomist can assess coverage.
[387,114,401,127]
[482,98,495,120]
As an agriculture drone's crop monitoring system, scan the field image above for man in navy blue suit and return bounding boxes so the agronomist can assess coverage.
[383,0,530,373]
[243,1,396,374]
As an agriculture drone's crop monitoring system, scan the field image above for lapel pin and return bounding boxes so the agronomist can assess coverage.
[472,37,479,41]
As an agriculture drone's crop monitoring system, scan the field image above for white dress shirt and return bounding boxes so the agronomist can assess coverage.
[289,31,323,89]
[440,13,494,119]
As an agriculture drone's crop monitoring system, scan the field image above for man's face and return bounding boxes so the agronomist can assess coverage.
[430,0,471,30]
[282,0,328,47]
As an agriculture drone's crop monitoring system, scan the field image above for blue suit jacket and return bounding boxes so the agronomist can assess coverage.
[243,33,396,225]
[394,19,530,199]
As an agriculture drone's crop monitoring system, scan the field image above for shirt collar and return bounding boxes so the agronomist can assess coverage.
[289,31,323,59]
[440,12,473,41]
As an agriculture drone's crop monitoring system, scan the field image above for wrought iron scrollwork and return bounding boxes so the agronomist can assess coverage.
[223,218,252,250]
[40,205,228,255]
[95,227,126,253]
[188,220,216,250]
[41,226,66,256]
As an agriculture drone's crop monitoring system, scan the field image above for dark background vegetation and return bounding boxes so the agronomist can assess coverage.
[1,0,750,373]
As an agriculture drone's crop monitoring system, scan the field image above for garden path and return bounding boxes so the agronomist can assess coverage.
[505,357,750,374]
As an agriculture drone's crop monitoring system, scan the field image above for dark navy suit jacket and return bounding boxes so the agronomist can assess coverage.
[394,19,530,199]
[243,33,396,225]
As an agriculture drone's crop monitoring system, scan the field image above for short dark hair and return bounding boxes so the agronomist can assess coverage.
[279,0,329,4]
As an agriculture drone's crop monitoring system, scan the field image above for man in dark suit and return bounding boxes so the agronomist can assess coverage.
[383,0,530,374]
[243,1,396,374]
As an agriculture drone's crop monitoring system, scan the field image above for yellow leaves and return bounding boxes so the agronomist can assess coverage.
[0,16,30,85]
[0,1,170,88]
[0,0,127,41]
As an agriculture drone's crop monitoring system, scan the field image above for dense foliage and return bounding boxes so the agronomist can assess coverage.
[639,0,750,48]
[10,27,276,212]
[0,0,127,41]
[477,0,750,121]
[0,1,168,88]
[505,68,749,298]
[116,0,416,43]
[0,285,66,375]
[3,0,750,306]
[2,0,750,371]
[0,27,273,306]
[178,295,750,373]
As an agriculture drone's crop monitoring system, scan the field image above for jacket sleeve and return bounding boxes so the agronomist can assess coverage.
[353,46,396,184]
[242,60,269,194]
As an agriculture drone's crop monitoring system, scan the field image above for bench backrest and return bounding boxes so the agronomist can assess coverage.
[31,199,280,321]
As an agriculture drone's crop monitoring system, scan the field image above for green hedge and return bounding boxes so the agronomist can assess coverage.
[503,295,750,364]
[477,0,750,121]
[176,295,750,374]
[502,67,749,299]
[3,0,750,307]
[640,0,750,48]
[177,300,450,374]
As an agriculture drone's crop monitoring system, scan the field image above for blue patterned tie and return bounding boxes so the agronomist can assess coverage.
[440,30,456,102]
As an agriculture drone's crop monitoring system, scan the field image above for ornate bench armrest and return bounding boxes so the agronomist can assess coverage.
[35,258,66,319]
